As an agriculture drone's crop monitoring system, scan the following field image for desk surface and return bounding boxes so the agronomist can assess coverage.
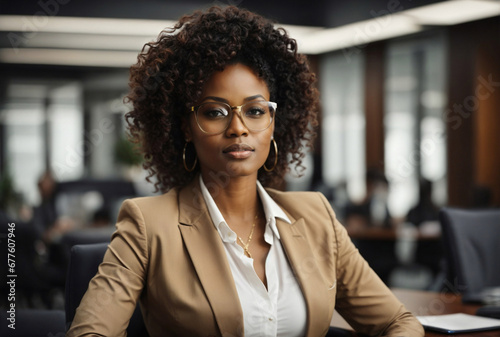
[346,225,441,241]
[344,216,441,241]
[331,288,500,337]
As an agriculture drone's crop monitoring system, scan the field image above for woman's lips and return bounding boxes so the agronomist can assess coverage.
[223,144,254,159]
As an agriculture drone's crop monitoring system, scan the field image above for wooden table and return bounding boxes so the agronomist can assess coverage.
[346,223,442,241]
[331,288,500,336]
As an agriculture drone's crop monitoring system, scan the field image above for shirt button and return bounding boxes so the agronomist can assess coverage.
[268,317,273,321]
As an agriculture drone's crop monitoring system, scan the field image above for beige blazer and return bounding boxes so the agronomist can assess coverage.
[67,178,424,337]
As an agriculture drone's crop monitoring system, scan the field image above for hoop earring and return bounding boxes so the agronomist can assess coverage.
[263,138,278,172]
[183,142,197,172]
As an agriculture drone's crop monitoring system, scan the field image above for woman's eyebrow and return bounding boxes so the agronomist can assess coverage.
[200,96,228,103]
[200,94,266,104]
[243,94,266,102]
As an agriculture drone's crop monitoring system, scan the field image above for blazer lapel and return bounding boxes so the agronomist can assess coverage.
[277,217,331,337]
[178,179,244,337]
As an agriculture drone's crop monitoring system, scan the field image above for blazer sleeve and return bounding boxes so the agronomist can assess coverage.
[66,199,149,337]
[326,196,424,337]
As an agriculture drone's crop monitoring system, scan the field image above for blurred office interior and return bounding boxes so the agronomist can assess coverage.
[0,0,499,310]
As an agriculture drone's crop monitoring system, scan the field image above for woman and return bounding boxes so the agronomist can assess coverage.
[67,6,424,337]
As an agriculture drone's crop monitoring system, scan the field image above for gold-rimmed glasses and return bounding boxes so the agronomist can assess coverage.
[190,100,276,135]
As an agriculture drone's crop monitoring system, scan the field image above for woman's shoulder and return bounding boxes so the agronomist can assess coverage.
[265,187,327,204]
[265,188,335,219]
[119,188,181,220]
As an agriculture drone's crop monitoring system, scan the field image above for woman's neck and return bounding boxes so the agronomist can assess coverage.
[201,171,260,221]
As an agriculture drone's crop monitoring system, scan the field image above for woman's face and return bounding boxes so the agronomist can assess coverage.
[184,63,275,182]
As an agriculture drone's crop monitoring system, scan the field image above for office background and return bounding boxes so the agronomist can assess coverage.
[1,0,499,309]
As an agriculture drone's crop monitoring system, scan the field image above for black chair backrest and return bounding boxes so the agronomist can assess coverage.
[440,207,500,299]
[65,243,149,336]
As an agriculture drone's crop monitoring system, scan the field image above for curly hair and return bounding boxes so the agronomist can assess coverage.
[125,5,319,193]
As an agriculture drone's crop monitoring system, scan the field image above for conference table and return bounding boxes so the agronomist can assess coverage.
[331,288,500,337]
[345,220,442,241]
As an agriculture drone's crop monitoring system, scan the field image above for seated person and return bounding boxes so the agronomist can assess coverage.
[344,168,392,230]
[67,6,424,337]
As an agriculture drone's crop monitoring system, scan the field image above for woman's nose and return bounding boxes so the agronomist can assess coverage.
[225,108,249,137]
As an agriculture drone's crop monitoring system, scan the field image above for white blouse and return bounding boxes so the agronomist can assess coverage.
[200,176,307,337]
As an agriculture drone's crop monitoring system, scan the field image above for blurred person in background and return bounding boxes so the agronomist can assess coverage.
[344,168,392,230]
[405,179,443,284]
[67,6,423,337]
[406,179,439,228]
[343,168,397,284]
[32,170,76,304]
[33,170,76,243]
[471,184,494,208]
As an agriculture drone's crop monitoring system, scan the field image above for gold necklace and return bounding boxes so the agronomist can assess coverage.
[237,214,258,258]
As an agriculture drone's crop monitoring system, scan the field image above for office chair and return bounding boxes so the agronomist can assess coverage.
[0,309,65,337]
[65,242,149,336]
[440,207,500,302]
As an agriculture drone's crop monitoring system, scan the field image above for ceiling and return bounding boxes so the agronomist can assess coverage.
[0,0,499,76]
[0,0,443,28]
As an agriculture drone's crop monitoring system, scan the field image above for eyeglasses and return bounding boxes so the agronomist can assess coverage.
[190,100,277,135]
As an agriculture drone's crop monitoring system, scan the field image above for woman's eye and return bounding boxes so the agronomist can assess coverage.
[245,107,267,118]
[203,108,227,118]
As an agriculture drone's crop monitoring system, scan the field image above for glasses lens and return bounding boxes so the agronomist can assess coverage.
[195,102,230,134]
[241,100,274,131]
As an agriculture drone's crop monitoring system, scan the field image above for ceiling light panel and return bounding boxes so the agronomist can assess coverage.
[297,14,421,54]
[0,15,176,36]
[404,0,500,26]
[0,48,138,67]
[21,33,152,51]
